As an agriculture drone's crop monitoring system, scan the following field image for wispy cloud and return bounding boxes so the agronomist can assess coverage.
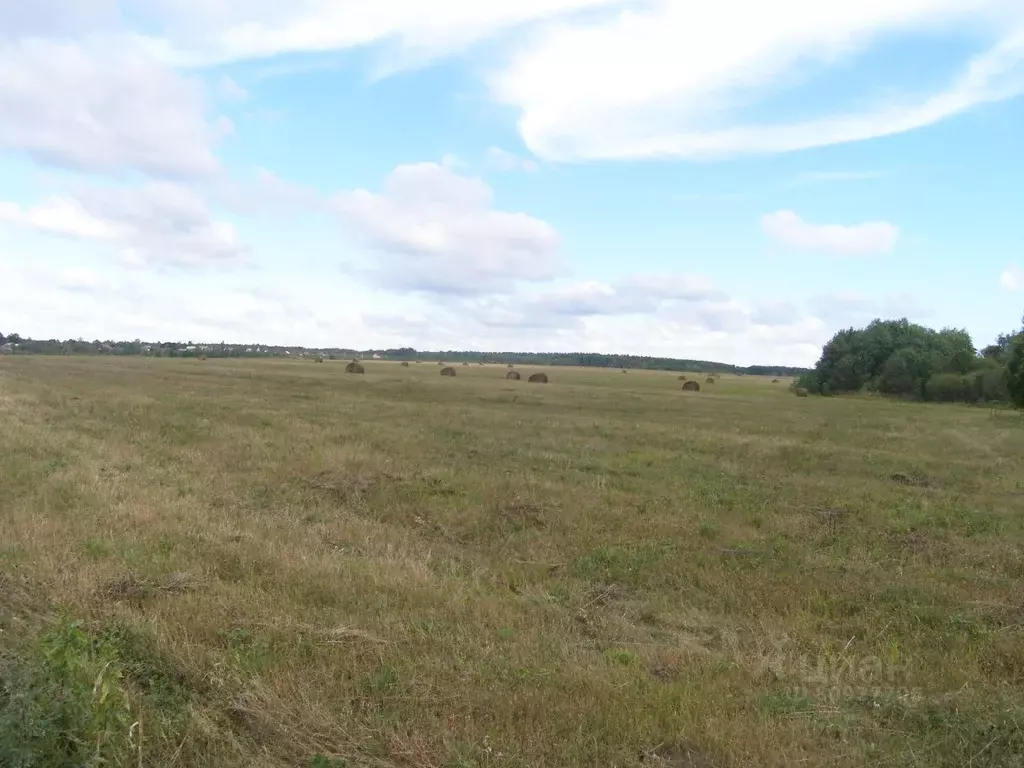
[674,192,748,202]
[790,170,884,186]
[491,1,1024,161]
[484,146,539,173]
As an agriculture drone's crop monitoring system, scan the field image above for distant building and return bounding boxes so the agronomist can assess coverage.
[372,352,382,359]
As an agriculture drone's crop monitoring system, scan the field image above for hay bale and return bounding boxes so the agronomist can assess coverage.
[401,361,410,367]
[528,372,548,383]
[438,361,445,366]
[678,375,687,381]
[440,367,456,377]
[705,377,716,384]
[771,378,779,383]
[682,380,700,392]
[462,362,469,366]
[315,356,324,363]
[795,387,809,397]
[345,361,365,374]
[507,364,514,368]
[506,371,521,380]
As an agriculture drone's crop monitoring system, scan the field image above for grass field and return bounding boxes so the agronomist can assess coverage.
[1,356,1022,767]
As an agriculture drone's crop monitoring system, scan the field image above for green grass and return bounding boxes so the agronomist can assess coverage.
[1,356,1022,766]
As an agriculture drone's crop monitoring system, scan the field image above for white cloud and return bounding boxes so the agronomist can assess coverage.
[332,162,560,294]
[809,290,930,326]
[0,0,120,39]
[218,74,248,101]
[206,168,322,215]
[57,266,103,292]
[762,210,899,256]
[0,38,220,177]
[0,184,248,269]
[485,146,539,173]
[1001,264,1024,291]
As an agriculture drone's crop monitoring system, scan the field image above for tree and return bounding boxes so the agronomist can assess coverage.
[1008,333,1024,409]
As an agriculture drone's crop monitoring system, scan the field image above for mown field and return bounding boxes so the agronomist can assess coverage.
[1,356,1022,767]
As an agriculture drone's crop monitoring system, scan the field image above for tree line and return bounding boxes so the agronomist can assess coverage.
[796,317,1024,407]
[0,334,806,377]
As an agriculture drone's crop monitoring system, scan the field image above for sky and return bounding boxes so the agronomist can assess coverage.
[1,1,1023,366]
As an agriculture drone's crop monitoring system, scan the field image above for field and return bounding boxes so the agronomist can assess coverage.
[1,356,1022,767]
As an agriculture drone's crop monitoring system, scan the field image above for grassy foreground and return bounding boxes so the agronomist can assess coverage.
[1,356,1022,767]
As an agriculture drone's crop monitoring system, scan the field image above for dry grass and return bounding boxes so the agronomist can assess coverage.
[1,358,1023,767]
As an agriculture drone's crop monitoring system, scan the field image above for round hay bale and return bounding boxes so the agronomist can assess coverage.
[345,361,365,374]
[528,372,548,384]
[507,363,514,368]
[678,375,687,381]
[401,361,410,367]
[462,362,469,366]
[705,377,716,384]
[440,367,456,377]
[438,361,445,366]
[506,371,521,380]
[682,380,700,392]
[795,387,809,397]
[771,378,779,383]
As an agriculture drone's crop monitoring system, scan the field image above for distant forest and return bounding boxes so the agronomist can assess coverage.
[0,333,807,377]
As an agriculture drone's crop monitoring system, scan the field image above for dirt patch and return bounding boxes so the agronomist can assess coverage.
[891,471,930,487]
[99,571,194,602]
[498,498,546,530]
[308,468,400,504]
[642,741,719,767]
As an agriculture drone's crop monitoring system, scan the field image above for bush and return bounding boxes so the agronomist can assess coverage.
[1,619,135,768]
[924,373,972,403]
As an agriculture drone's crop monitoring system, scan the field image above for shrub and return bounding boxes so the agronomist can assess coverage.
[924,373,972,403]
[971,365,1010,403]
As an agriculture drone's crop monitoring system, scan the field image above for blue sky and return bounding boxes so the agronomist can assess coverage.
[1,0,1022,366]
